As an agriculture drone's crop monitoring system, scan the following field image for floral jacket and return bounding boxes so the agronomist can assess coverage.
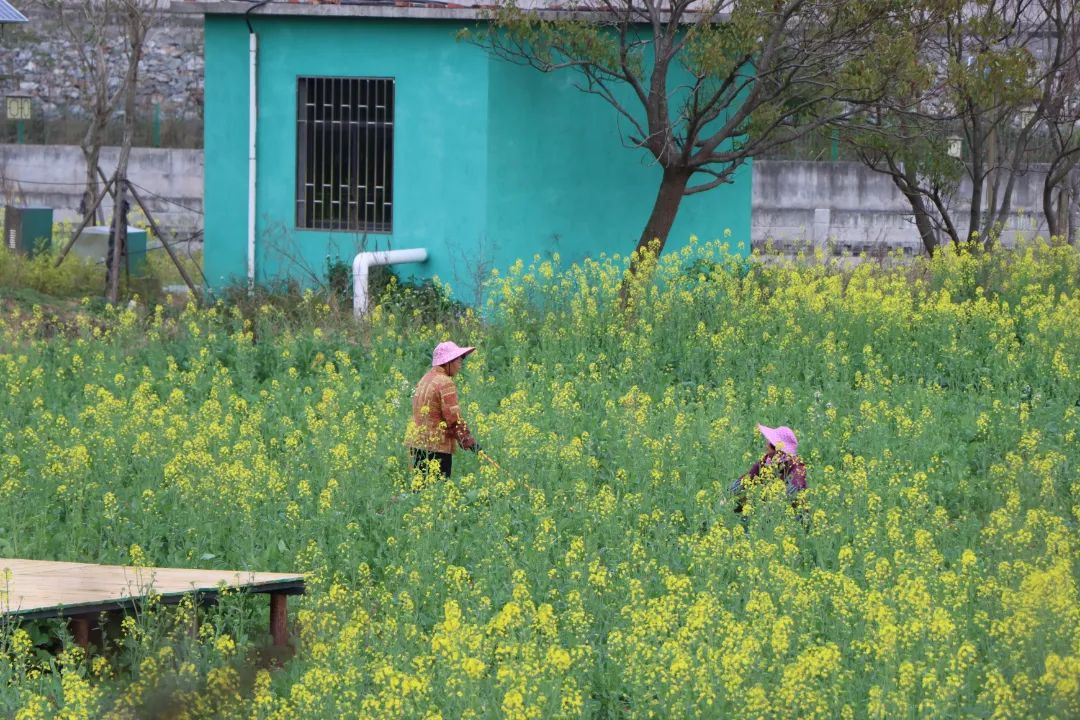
[404,366,477,454]
[729,451,807,500]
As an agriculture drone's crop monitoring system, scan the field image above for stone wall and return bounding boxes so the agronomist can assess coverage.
[0,2,203,120]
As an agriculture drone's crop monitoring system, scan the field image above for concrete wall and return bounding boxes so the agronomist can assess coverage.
[0,144,203,233]
[753,160,1066,253]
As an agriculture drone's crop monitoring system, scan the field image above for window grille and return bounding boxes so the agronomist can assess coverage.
[296,77,394,232]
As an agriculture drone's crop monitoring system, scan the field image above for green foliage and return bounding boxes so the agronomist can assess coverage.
[372,266,470,325]
[467,1,926,257]
[0,244,204,310]
[209,261,469,334]
[325,256,353,305]
[949,45,1038,109]
[145,247,204,290]
[467,4,629,75]
[0,248,103,299]
[1,239,1077,716]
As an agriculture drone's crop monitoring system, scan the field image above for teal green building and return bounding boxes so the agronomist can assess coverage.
[192,2,752,297]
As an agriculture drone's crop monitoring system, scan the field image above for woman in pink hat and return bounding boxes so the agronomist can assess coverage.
[404,341,481,479]
[729,424,808,529]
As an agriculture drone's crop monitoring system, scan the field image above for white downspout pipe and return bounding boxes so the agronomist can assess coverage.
[353,248,428,317]
[247,32,258,288]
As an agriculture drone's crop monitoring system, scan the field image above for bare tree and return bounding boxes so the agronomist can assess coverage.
[106,0,161,302]
[466,0,921,264]
[33,0,161,301]
[1039,0,1080,241]
[844,0,1080,253]
[46,0,201,303]
[32,0,125,225]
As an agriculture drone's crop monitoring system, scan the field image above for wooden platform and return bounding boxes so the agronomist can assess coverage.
[1,558,304,646]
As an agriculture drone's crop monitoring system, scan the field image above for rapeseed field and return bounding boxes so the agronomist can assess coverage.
[1,239,1077,718]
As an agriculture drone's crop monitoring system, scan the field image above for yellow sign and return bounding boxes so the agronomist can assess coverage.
[6,95,31,121]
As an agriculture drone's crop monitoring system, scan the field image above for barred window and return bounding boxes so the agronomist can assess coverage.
[296,77,394,232]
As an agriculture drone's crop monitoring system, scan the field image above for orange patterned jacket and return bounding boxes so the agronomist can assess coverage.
[405,366,476,454]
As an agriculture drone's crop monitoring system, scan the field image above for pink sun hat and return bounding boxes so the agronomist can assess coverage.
[758,424,798,454]
[432,341,475,367]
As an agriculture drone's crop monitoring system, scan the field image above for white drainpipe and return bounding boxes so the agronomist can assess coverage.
[247,32,258,288]
[353,248,429,317]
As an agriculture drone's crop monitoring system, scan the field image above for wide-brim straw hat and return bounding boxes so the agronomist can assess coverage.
[757,424,798,454]
[432,341,475,367]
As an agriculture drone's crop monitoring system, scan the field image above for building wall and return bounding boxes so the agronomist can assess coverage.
[202,16,251,286]
[483,58,752,284]
[202,15,752,294]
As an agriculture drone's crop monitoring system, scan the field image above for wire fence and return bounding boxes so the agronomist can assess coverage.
[0,108,203,149]
[758,128,860,162]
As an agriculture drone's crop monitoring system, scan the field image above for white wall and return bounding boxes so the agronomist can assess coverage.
[1,144,203,234]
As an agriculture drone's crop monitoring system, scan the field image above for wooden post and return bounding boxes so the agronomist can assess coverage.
[69,616,91,649]
[107,180,127,303]
[125,182,202,303]
[269,593,288,646]
[188,602,200,640]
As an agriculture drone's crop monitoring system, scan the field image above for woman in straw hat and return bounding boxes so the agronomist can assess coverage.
[405,341,482,479]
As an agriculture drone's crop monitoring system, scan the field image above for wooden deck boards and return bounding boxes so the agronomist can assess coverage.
[0,558,304,621]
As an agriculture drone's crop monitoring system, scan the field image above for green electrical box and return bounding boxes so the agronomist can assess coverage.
[4,206,54,256]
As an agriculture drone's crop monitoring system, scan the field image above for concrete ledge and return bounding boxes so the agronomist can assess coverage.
[178,1,574,21]
[174,1,729,24]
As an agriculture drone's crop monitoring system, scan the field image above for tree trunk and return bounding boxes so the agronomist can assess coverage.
[81,34,114,227]
[617,167,691,310]
[984,171,1013,250]
[967,175,984,246]
[1059,186,1070,242]
[107,180,127,301]
[108,12,143,303]
[893,163,939,254]
[1044,174,1061,240]
[1067,173,1078,245]
[904,188,939,255]
[633,167,692,258]
[80,145,103,225]
[982,124,999,247]
[928,189,962,247]
[968,125,984,245]
[108,151,134,302]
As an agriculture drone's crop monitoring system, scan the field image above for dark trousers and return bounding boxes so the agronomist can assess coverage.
[411,448,453,479]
